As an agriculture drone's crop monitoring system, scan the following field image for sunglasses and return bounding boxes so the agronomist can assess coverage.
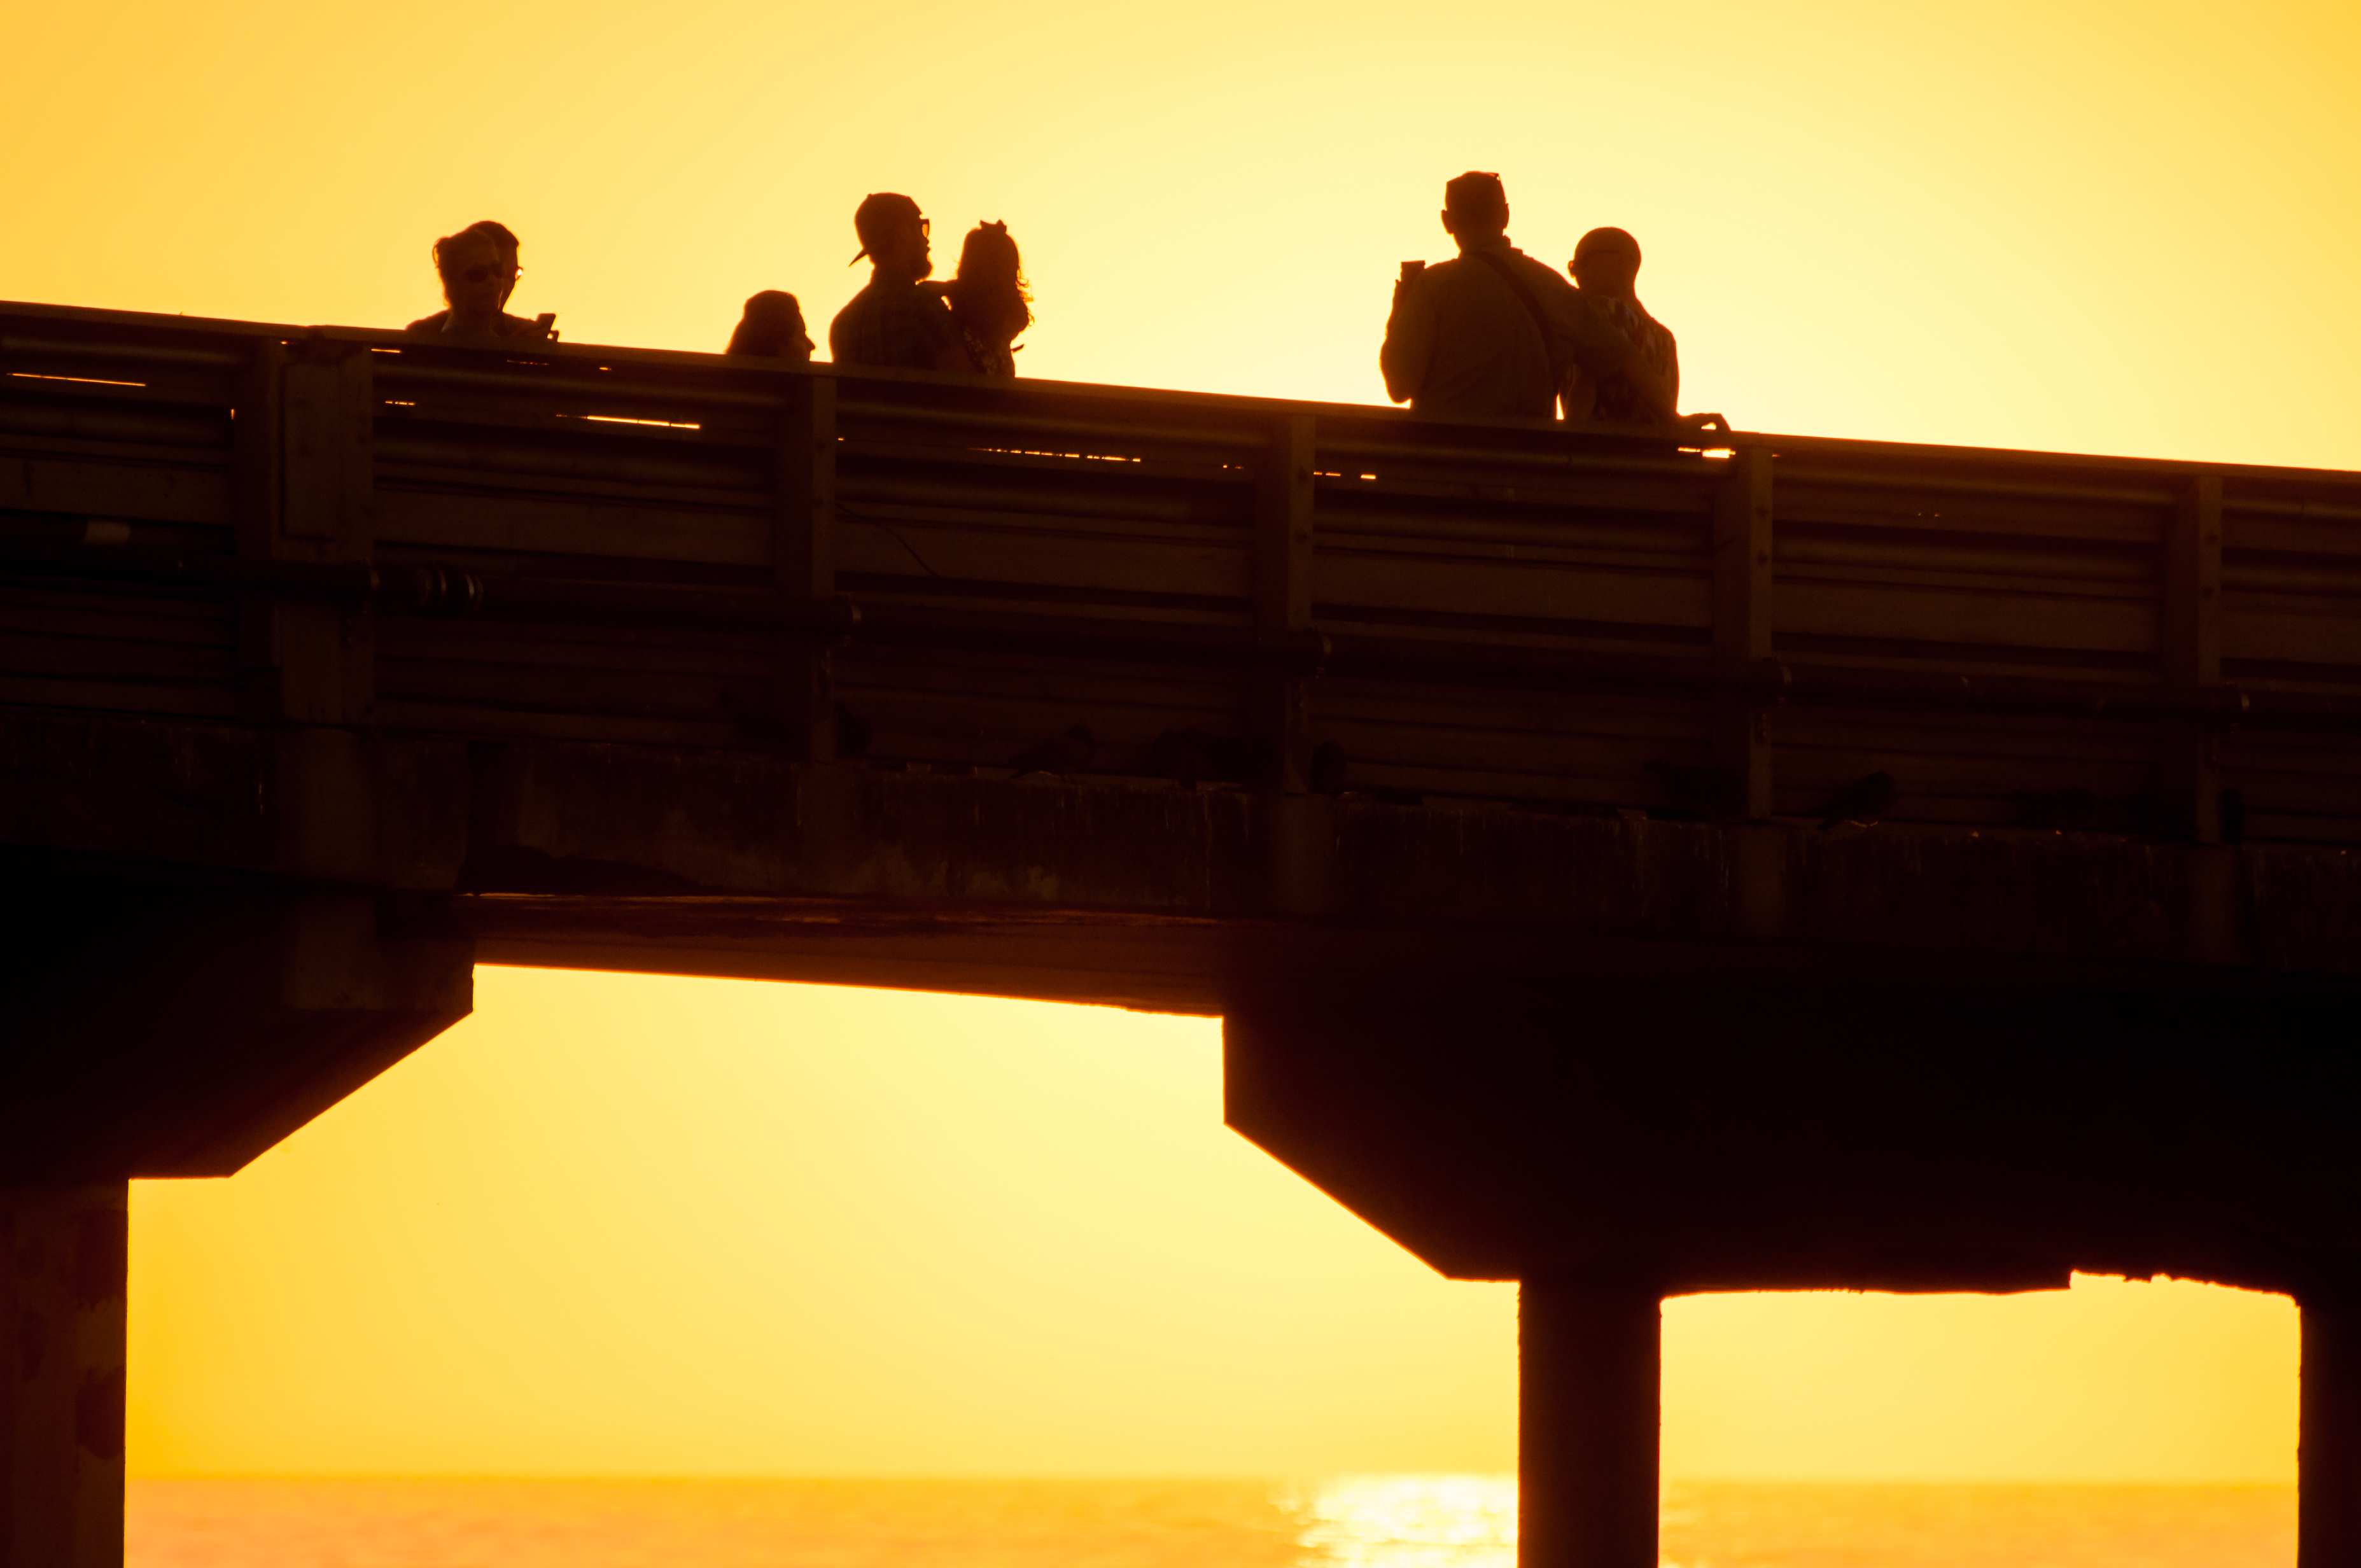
[456,263,518,284]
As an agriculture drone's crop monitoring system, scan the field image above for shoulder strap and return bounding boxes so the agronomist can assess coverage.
[1466,248,1562,377]
[958,323,993,374]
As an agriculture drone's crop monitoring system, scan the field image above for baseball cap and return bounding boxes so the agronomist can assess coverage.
[851,192,924,265]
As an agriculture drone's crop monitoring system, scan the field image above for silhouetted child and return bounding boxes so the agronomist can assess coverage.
[830,193,963,372]
[1562,227,1676,424]
[935,221,1032,377]
[406,221,556,342]
[725,291,815,363]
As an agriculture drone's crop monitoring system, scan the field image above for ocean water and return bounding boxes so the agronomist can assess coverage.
[127,1475,2295,1568]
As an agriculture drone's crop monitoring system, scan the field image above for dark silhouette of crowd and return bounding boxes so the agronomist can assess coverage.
[406,174,1705,425]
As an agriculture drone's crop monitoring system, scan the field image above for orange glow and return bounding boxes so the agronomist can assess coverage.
[9,0,2339,1484]
[127,970,2295,1482]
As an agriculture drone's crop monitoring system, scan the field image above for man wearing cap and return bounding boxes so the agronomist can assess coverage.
[1380,171,1645,421]
[830,192,964,372]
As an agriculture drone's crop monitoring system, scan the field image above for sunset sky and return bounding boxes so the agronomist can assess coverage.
[6,0,2350,1483]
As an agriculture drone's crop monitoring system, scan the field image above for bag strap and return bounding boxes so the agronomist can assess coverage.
[1466,248,1563,379]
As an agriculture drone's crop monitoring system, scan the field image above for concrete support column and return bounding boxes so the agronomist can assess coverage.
[1519,1281,1660,1568]
[2302,1292,2360,1568]
[1,1184,127,1568]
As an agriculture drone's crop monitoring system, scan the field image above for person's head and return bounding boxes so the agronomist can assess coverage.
[1441,171,1510,248]
[947,221,1032,341]
[432,220,521,315]
[1572,227,1642,295]
[726,290,814,361]
[852,192,931,282]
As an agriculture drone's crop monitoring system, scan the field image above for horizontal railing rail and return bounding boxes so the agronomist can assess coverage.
[6,298,2360,843]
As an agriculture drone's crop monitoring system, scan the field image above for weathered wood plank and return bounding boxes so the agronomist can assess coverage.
[374,488,771,566]
[0,673,237,717]
[834,517,1252,598]
[0,456,230,524]
[1317,554,1713,628]
[2223,601,2361,671]
[1777,580,2157,654]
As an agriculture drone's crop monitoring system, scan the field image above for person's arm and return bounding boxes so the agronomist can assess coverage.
[1559,291,1685,423]
[914,293,970,374]
[1559,363,1599,424]
[1549,288,1649,386]
[1379,274,1433,405]
[1619,350,1676,424]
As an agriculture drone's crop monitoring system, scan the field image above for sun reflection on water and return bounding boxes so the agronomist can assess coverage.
[1282,1474,1517,1568]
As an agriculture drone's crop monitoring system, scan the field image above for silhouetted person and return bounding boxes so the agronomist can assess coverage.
[407,221,555,342]
[937,221,1031,377]
[1562,227,1676,424]
[726,290,815,362]
[830,193,965,372]
[1379,172,1643,421]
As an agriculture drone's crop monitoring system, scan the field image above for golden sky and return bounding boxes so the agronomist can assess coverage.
[5,0,2344,1483]
[129,970,2295,1482]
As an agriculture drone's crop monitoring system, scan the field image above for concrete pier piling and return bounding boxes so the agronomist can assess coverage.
[1,1186,127,1568]
[2303,1292,2360,1568]
[1518,1282,1662,1568]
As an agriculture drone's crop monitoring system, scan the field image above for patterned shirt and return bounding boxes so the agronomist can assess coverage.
[957,323,1016,379]
[1583,296,1678,424]
[829,276,959,371]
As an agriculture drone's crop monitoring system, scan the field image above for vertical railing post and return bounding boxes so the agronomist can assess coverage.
[778,373,839,762]
[1711,445,1775,818]
[2301,1289,2360,1568]
[2166,472,2225,843]
[240,335,375,727]
[241,335,380,879]
[1,1184,129,1568]
[1255,414,1317,792]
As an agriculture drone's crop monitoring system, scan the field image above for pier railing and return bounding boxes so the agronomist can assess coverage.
[6,298,2359,844]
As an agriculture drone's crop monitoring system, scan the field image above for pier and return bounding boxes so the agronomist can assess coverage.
[4,298,2359,1565]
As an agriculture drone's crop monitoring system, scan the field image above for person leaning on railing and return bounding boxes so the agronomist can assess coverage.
[1560,227,1676,426]
[1379,171,1653,423]
[406,220,557,343]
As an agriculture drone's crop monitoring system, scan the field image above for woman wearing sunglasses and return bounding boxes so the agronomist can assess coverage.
[406,220,556,342]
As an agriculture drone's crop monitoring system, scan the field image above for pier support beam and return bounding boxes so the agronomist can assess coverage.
[2302,1292,2360,1568]
[1,1184,127,1568]
[1519,1281,1660,1568]
[2,883,472,1180]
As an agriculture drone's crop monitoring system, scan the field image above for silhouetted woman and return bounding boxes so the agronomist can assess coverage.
[725,291,815,363]
[936,221,1031,377]
[407,221,555,342]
